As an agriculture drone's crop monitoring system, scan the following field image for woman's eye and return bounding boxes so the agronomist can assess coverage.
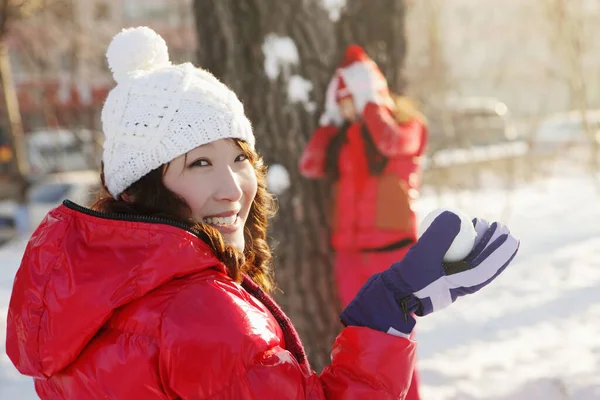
[235,153,249,162]
[191,159,211,167]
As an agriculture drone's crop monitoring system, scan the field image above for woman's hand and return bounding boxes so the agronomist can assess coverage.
[340,211,520,337]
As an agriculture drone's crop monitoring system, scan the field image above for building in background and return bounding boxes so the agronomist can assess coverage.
[0,0,196,175]
[3,0,196,133]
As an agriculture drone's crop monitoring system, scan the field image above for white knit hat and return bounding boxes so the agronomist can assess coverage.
[101,26,255,197]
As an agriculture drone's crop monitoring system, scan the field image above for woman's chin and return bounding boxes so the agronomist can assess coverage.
[222,233,245,253]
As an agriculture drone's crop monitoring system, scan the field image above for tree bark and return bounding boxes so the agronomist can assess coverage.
[193,0,407,372]
[194,0,340,372]
[337,0,408,93]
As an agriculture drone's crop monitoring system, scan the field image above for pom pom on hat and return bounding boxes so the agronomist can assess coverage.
[339,44,369,68]
[106,26,171,83]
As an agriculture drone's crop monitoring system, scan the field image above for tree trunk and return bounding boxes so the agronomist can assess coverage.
[194,0,340,372]
[193,0,407,372]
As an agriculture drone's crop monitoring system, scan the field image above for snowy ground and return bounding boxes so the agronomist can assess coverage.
[1,165,599,399]
[413,166,600,400]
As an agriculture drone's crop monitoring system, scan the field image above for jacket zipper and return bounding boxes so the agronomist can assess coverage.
[62,200,205,239]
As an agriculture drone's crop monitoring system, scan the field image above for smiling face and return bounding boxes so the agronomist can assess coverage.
[163,138,258,252]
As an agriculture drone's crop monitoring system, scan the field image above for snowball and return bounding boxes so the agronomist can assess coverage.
[419,207,477,262]
[262,34,299,80]
[267,164,291,195]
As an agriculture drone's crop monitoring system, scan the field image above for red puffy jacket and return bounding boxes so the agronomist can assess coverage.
[300,103,427,251]
[6,202,417,399]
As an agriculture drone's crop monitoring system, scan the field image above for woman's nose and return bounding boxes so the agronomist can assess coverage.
[214,166,243,202]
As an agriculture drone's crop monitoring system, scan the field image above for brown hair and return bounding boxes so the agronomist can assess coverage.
[391,94,427,125]
[91,140,276,293]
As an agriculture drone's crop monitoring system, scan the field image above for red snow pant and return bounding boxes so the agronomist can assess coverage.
[335,247,421,400]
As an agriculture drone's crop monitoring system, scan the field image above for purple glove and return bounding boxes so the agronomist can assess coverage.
[340,211,520,337]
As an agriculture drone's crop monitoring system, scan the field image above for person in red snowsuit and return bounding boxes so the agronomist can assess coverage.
[300,45,428,399]
[6,28,519,399]
[300,46,428,307]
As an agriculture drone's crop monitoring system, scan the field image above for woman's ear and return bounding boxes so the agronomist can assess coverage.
[120,192,135,203]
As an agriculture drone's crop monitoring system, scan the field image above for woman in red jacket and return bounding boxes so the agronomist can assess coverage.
[6,28,519,399]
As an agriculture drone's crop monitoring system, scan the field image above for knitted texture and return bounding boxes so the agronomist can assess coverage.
[101,27,255,197]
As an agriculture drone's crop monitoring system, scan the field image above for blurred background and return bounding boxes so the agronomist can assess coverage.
[0,1,599,399]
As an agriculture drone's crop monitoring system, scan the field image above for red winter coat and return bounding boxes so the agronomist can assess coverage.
[6,202,417,399]
[300,103,427,252]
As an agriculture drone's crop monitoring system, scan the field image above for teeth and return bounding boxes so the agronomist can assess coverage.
[204,215,236,226]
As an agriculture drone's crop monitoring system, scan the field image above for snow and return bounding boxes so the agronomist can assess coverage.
[419,207,477,262]
[288,75,317,113]
[424,141,529,168]
[321,0,347,21]
[262,34,299,81]
[1,164,599,399]
[267,164,291,195]
[412,168,600,399]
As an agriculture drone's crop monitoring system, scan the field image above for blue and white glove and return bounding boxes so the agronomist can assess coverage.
[340,211,520,337]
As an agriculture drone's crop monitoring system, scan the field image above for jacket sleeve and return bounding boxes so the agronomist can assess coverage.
[362,102,427,158]
[319,327,417,399]
[158,281,417,399]
[299,125,339,179]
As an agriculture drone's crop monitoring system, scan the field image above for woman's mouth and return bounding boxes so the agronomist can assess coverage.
[203,214,238,227]
[201,207,243,234]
